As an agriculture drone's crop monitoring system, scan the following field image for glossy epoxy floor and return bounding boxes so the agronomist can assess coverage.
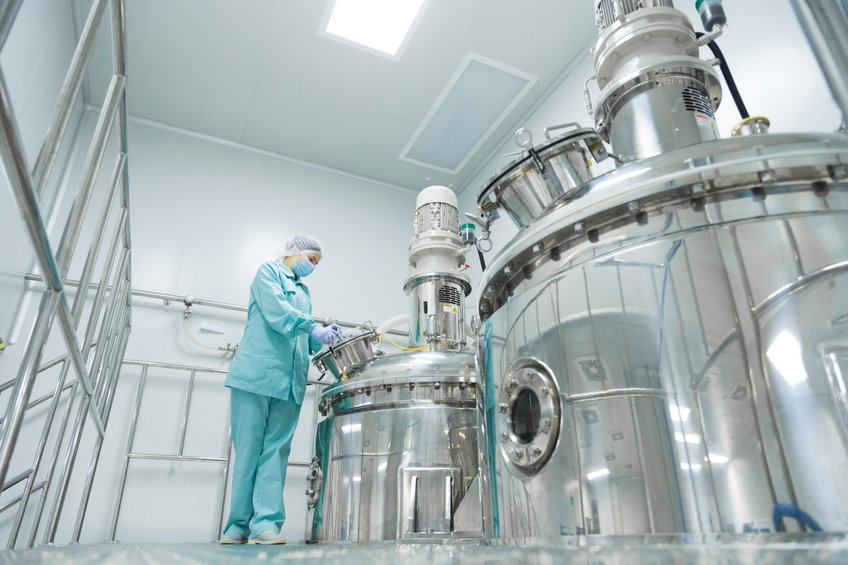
[1,535,848,565]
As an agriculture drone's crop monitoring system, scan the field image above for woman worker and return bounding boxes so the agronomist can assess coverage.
[219,235,342,545]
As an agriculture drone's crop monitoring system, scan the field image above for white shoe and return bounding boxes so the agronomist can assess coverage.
[249,530,287,545]
[219,530,247,544]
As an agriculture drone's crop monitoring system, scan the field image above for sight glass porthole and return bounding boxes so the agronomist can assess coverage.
[497,357,561,477]
[511,388,540,444]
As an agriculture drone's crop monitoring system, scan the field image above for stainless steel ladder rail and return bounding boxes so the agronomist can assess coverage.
[109,359,322,542]
[108,360,233,543]
[0,0,131,548]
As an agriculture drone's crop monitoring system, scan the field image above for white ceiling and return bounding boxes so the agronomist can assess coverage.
[75,0,596,192]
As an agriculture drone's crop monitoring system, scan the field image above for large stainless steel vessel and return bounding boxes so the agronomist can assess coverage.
[306,351,480,541]
[476,132,848,537]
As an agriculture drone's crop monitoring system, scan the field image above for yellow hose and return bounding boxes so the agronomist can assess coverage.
[378,333,431,351]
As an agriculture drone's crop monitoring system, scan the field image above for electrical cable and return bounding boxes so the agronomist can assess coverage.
[477,247,487,271]
[696,32,750,119]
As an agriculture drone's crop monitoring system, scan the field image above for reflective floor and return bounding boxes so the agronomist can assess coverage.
[0,535,847,564]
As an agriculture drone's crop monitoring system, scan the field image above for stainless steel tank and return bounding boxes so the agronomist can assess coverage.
[306,351,481,541]
[476,133,848,537]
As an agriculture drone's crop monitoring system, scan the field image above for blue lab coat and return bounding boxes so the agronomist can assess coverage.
[225,259,320,404]
[223,259,321,538]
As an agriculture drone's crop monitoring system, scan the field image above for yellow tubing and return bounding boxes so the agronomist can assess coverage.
[378,333,431,351]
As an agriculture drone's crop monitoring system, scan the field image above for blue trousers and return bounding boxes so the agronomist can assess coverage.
[224,388,302,538]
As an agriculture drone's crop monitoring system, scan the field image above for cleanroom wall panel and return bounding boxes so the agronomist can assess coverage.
[458,0,842,294]
[62,111,416,545]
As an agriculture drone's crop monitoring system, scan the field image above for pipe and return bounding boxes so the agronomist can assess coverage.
[790,0,848,124]
[695,23,724,47]
[583,74,596,119]
[376,314,409,336]
[0,0,23,51]
[24,273,408,338]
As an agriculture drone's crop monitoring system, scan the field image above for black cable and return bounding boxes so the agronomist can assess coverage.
[696,32,750,120]
[477,247,487,272]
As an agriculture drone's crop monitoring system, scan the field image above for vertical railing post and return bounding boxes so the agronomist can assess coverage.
[109,363,148,542]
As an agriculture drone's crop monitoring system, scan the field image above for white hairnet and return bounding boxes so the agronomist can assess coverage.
[277,234,323,258]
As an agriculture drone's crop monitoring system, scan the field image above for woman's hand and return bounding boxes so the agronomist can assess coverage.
[311,325,341,345]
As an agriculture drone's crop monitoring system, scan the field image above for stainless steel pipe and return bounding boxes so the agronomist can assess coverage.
[31,0,109,199]
[791,0,848,124]
[26,273,408,337]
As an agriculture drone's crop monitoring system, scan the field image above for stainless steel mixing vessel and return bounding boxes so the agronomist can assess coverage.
[476,133,848,537]
[306,351,481,541]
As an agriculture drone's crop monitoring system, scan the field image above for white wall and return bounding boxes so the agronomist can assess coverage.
[66,111,419,545]
[457,0,843,296]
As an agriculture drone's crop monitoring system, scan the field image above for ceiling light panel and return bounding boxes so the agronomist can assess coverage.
[400,54,537,174]
[321,0,428,59]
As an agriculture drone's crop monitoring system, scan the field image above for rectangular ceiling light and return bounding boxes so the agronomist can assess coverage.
[321,0,428,59]
[399,54,536,174]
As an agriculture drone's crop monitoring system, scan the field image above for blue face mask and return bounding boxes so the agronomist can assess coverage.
[291,257,315,277]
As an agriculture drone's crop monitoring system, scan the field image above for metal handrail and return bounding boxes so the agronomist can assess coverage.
[0,1,23,51]
[0,0,132,549]
[109,358,317,543]
[31,0,109,200]
[121,358,327,386]
[109,360,236,542]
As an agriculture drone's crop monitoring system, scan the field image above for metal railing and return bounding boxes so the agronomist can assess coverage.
[0,0,131,548]
[109,359,326,542]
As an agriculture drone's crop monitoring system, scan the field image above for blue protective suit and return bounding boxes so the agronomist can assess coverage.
[223,259,321,538]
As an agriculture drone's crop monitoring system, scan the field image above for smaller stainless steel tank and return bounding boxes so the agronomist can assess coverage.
[306,351,480,541]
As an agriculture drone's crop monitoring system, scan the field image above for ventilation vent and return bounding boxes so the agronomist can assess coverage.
[682,87,714,116]
[399,54,536,173]
[438,285,461,306]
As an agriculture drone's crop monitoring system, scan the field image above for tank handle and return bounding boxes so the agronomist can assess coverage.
[544,122,582,139]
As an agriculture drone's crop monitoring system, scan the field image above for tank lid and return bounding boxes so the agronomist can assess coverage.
[321,350,476,398]
[477,133,848,322]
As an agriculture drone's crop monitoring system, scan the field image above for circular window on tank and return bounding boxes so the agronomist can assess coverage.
[511,388,541,444]
[497,357,561,477]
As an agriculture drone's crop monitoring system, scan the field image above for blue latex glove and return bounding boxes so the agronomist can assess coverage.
[329,323,343,337]
[311,325,340,346]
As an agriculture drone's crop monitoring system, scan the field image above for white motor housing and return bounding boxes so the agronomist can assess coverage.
[404,186,470,350]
